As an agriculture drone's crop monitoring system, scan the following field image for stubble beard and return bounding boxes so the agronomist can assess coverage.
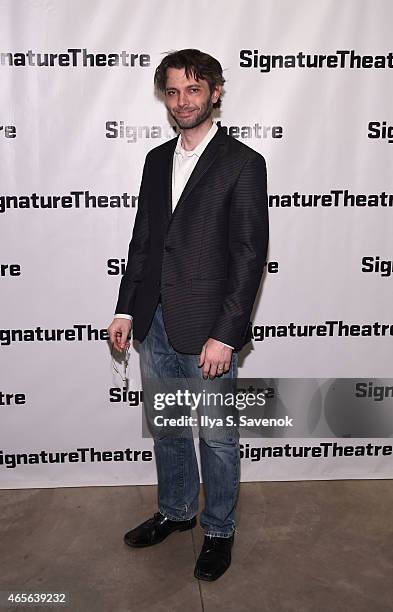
[170,96,214,130]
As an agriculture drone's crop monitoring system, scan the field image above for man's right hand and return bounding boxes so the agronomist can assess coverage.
[107,318,132,352]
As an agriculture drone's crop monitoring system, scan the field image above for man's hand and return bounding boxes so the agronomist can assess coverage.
[198,338,233,379]
[107,318,132,352]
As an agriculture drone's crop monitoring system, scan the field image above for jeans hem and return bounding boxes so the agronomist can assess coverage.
[203,531,235,538]
[159,507,197,522]
[201,525,236,538]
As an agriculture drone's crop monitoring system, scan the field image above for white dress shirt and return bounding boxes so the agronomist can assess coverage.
[171,121,218,210]
[115,122,233,350]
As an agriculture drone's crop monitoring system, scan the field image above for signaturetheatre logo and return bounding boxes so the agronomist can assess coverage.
[106,120,283,143]
[0,325,109,346]
[241,442,392,460]
[0,447,153,469]
[361,256,393,277]
[252,320,393,342]
[269,190,393,208]
[0,49,150,68]
[240,49,393,72]
[0,191,137,214]
[107,258,280,276]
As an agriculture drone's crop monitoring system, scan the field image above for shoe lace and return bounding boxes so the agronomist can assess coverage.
[203,536,228,552]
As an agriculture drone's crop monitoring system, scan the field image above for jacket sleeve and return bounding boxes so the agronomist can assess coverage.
[209,153,269,348]
[114,153,151,316]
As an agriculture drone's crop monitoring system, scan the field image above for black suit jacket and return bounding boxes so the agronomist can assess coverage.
[115,125,269,354]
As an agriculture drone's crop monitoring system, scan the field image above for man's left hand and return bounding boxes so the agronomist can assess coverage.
[198,338,233,379]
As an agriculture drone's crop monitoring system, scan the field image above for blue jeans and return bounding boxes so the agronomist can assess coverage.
[139,302,240,538]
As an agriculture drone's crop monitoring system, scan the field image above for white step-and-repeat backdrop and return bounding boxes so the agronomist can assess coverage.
[1,0,392,488]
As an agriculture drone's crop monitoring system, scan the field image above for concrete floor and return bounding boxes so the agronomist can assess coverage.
[0,480,392,612]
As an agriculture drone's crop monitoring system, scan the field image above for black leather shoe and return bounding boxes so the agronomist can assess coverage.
[194,534,234,581]
[124,511,197,548]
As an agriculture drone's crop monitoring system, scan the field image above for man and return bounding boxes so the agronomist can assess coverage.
[108,49,269,581]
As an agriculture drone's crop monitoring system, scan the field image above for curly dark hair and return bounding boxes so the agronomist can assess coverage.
[154,48,225,109]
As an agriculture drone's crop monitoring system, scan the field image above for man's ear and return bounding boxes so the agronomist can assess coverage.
[212,84,223,105]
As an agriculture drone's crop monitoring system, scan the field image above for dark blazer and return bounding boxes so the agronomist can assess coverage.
[115,125,269,354]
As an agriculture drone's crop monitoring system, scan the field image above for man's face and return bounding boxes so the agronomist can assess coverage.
[164,67,221,130]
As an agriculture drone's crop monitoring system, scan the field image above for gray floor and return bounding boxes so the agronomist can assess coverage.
[0,480,392,612]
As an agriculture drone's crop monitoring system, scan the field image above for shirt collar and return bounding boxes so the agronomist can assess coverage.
[175,122,218,158]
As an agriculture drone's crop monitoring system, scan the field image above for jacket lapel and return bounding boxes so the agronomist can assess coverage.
[162,137,177,223]
[165,126,227,224]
